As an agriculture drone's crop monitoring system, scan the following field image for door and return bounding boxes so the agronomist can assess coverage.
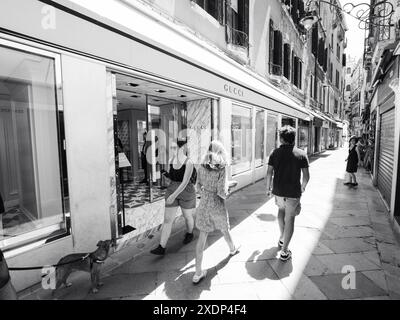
[377,107,395,208]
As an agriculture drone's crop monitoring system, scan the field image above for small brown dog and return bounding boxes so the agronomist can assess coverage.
[53,239,114,296]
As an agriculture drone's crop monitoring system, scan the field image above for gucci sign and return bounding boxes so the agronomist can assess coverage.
[224,84,244,97]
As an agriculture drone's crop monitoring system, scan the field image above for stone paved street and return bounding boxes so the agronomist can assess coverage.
[22,147,400,300]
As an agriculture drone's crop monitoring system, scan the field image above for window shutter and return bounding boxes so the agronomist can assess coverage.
[299,0,305,18]
[298,61,303,89]
[312,26,318,56]
[244,0,249,36]
[284,44,291,79]
[225,0,232,43]
[278,32,283,67]
[291,51,295,83]
[238,0,249,35]
[269,20,274,70]
[274,30,283,67]
[292,0,299,25]
[293,56,299,87]
[217,0,224,24]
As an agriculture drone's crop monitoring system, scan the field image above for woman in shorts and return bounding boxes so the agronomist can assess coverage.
[150,138,196,255]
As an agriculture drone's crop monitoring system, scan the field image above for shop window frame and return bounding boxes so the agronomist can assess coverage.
[231,103,253,176]
[0,39,70,251]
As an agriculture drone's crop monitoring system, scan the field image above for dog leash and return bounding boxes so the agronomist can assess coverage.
[8,254,90,271]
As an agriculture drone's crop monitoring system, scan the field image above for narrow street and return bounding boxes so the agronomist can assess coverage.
[23,147,400,300]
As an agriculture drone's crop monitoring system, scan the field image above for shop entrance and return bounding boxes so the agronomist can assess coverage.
[113,73,212,236]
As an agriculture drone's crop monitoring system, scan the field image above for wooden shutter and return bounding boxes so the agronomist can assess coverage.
[238,0,249,35]
[217,0,224,24]
[225,0,232,43]
[299,0,305,18]
[243,0,249,36]
[269,20,275,72]
[291,51,295,83]
[273,30,283,68]
[292,0,299,24]
[312,26,318,56]
[284,44,291,79]
[298,60,303,89]
[293,56,299,87]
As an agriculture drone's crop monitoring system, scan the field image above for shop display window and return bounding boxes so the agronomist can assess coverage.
[231,105,252,175]
[255,109,265,167]
[0,44,68,249]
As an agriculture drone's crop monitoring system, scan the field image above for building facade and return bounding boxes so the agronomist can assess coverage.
[362,0,400,234]
[0,0,346,292]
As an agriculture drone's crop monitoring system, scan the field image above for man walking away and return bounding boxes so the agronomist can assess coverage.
[265,126,310,261]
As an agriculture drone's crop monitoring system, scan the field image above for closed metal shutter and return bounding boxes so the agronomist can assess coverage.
[377,108,395,206]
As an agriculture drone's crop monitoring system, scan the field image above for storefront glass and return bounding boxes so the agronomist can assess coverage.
[0,45,68,248]
[266,113,278,158]
[114,73,212,235]
[231,105,252,175]
[255,109,265,167]
[298,126,309,152]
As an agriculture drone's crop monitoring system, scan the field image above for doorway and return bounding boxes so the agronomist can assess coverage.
[113,73,213,236]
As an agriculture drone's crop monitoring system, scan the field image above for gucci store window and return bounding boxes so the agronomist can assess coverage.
[298,119,309,153]
[231,104,252,175]
[254,108,265,167]
[0,44,69,249]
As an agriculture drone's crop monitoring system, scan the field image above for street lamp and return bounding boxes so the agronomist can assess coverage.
[300,0,395,30]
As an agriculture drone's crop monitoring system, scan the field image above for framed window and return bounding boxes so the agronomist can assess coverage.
[255,109,265,167]
[0,41,69,250]
[226,0,250,47]
[231,105,252,175]
[266,113,278,159]
[194,0,224,23]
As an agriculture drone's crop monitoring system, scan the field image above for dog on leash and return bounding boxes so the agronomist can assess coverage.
[53,239,115,296]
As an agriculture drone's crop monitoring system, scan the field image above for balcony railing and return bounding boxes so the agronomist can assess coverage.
[269,63,282,76]
[226,24,249,49]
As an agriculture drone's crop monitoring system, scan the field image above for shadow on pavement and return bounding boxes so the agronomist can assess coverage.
[163,255,234,300]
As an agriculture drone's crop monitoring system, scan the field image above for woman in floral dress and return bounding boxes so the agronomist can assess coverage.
[192,140,239,284]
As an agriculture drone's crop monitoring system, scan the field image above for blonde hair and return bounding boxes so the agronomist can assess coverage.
[202,140,228,169]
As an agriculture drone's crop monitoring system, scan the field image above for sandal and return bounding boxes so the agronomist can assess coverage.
[192,270,207,284]
[230,245,241,256]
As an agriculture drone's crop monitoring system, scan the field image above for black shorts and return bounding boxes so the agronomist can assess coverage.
[165,181,196,209]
